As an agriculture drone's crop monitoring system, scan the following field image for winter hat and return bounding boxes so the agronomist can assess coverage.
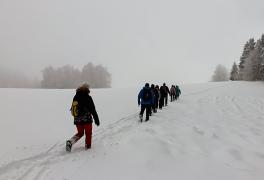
[77,83,90,93]
[145,83,150,87]
[81,83,89,89]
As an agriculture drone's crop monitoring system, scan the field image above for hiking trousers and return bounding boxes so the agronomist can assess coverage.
[165,95,168,105]
[159,97,165,109]
[69,123,93,146]
[140,104,151,120]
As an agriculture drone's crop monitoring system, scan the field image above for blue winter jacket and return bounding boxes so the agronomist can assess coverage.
[138,87,154,105]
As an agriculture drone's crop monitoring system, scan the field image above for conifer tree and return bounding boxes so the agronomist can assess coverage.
[230,62,239,81]
[243,38,263,81]
[258,34,264,80]
[238,38,255,80]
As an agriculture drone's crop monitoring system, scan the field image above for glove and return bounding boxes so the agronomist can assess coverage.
[95,120,100,126]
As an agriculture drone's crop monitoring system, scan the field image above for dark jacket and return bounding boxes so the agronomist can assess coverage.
[138,87,154,105]
[175,86,181,96]
[164,85,170,96]
[72,88,100,125]
[160,86,169,97]
[152,87,160,101]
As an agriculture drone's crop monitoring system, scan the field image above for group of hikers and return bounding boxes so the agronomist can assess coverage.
[138,83,181,122]
[66,82,181,152]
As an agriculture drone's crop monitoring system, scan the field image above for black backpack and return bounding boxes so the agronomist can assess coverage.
[142,88,151,101]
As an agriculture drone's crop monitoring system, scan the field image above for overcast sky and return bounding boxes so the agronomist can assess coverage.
[0,0,264,87]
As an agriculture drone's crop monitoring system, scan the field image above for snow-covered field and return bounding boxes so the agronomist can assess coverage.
[0,81,264,180]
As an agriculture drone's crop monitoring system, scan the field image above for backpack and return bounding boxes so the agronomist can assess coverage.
[142,88,151,101]
[71,101,79,117]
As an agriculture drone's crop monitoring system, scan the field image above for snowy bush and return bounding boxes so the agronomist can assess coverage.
[212,64,229,82]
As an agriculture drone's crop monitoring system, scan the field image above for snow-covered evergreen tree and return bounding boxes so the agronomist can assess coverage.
[259,56,264,81]
[258,34,264,80]
[238,38,255,80]
[243,38,263,81]
[230,62,239,81]
[212,64,229,82]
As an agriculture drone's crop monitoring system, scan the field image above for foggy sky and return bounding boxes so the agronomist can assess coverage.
[1,0,264,87]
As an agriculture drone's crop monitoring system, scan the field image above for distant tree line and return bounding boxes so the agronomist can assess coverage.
[0,63,111,88]
[230,34,264,81]
[0,67,40,88]
[41,63,111,89]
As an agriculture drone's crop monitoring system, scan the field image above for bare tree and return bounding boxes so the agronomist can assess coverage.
[41,65,81,88]
[211,64,229,82]
[94,65,111,88]
[81,63,111,88]
[41,63,111,89]
[81,63,95,88]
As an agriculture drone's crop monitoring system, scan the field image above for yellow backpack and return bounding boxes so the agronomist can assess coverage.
[71,101,79,117]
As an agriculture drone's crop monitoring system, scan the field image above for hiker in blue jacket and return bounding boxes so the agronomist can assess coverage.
[138,83,154,122]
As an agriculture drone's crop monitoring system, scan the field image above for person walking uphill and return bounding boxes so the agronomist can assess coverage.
[170,85,176,102]
[138,83,154,122]
[66,83,100,152]
[175,85,181,100]
[163,83,170,106]
[150,84,157,114]
[160,83,170,108]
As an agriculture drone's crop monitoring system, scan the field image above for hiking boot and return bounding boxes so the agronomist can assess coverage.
[66,140,72,152]
[85,144,91,150]
[139,115,143,122]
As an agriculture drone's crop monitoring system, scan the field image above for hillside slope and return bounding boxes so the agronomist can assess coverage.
[0,82,264,180]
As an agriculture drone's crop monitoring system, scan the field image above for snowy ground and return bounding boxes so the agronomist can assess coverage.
[0,81,264,180]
